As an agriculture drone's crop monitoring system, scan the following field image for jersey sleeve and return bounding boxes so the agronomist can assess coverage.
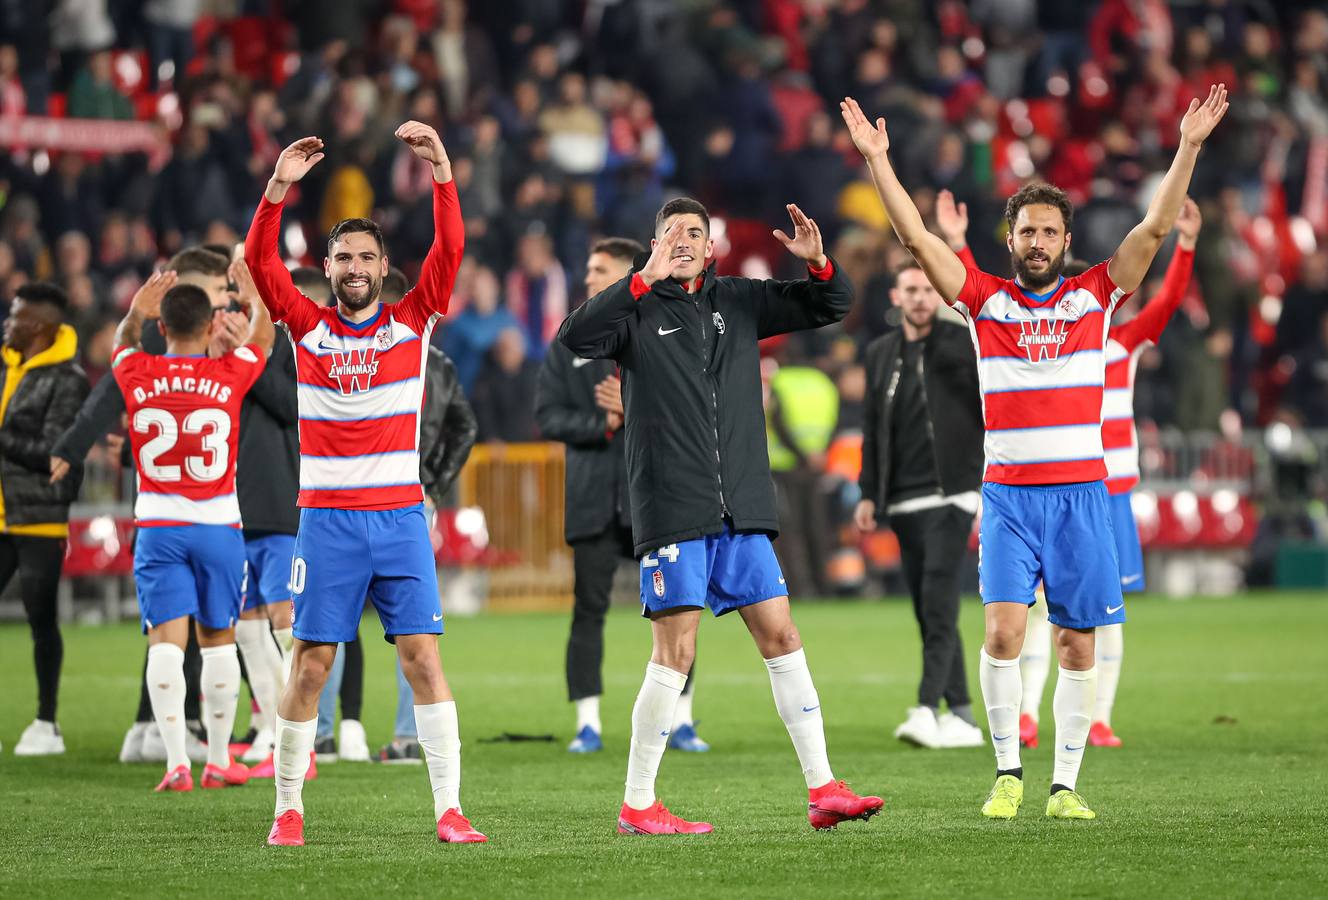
[243,196,323,340]
[395,178,465,333]
[224,344,268,396]
[1109,246,1194,353]
[952,267,1006,318]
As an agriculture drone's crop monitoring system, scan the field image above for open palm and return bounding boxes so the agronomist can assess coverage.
[773,204,824,264]
[1179,84,1229,147]
[839,97,890,159]
[273,137,325,184]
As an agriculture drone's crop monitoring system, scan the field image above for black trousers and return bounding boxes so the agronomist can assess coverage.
[566,526,693,702]
[773,468,830,597]
[1,534,66,722]
[891,504,974,709]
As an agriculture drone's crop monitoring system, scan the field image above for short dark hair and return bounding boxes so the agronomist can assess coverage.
[160,284,214,338]
[291,266,333,305]
[166,247,229,278]
[15,281,69,311]
[1005,183,1073,233]
[381,267,410,304]
[327,218,385,255]
[201,243,234,260]
[654,198,710,236]
[591,237,646,263]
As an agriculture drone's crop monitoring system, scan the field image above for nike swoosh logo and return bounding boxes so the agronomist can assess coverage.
[317,340,338,351]
[1106,604,1124,614]
[432,613,443,622]
[1064,744,1084,752]
[802,705,819,713]
[657,326,682,336]
[1121,574,1141,585]
[660,730,670,737]
[571,357,594,368]
[993,734,1012,742]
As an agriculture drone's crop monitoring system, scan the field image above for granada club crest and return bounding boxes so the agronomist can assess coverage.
[328,346,380,394]
[1016,318,1069,362]
[653,569,665,598]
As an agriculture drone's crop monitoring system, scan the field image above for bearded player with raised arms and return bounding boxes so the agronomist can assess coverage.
[842,85,1227,820]
[244,123,485,846]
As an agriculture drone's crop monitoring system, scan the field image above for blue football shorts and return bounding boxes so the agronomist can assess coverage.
[242,532,297,610]
[978,481,1126,629]
[290,504,442,643]
[1108,490,1145,593]
[134,524,246,634]
[639,525,787,618]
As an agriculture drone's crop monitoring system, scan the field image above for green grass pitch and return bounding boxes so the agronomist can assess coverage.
[1,593,1325,898]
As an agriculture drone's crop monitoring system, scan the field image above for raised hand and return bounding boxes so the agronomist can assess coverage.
[129,269,177,319]
[639,219,689,287]
[1179,84,1229,148]
[839,96,890,160]
[395,120,452,181]
[773,204,827,268]
[272,137,325,185]
[1175,197,1202,248]
[936,189,969,250]
[229,257,258,306]
[208,310,248,358]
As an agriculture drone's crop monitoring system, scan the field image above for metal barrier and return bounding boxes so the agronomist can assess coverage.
[455,442,573,611]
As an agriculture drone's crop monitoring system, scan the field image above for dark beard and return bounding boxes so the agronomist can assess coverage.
[334,277,381,310]
[1011,249,1066,290]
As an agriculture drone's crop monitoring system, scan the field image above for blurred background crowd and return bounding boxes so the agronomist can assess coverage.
[2,0,1327,594]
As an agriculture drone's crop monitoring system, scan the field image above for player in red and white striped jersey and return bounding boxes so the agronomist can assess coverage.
[245,123,485,846]
[844,85,1227,820]
[112,267,276,793]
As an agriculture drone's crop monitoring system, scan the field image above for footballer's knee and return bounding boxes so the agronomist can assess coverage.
[291,649,334,695]
[1054,626,1095,670]
[652,642,695,674]
[757,625,802,659]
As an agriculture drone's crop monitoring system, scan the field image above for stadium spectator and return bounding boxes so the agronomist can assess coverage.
[441,262,516,394]
[471,326,539,443]
[855,245,984,750]
[0,281,89,756]
[66,49,131,119]
[504,231,568,359]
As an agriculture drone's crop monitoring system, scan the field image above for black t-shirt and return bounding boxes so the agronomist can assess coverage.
[887,338,939,503]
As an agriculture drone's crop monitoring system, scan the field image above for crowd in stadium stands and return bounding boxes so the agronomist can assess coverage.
[2,0,1327,459]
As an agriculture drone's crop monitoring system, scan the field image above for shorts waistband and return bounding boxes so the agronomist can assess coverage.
[982,480,1104,494]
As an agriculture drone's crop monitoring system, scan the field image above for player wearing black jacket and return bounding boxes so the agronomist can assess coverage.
[559,197,882,835]
[537,237,707,755]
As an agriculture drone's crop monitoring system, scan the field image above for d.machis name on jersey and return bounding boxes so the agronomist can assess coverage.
[129,374,234,405]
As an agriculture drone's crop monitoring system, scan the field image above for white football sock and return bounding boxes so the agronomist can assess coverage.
[274,715,316,815]
[200,644,241,768]
[1093,624,1123,726]
[624,661,686,809]
[980,648,1022,772]
[1020,597,1052,720]
[574,695,601,734]
[671,689,694,730]
[273,626,294,682]
[146,642,189,771]
[764,649,834,789]
[415,701,462,818]
[1052,666,1097,791]
[235,619,283,734]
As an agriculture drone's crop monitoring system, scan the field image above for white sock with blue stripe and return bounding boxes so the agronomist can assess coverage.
[1052,666,1097,791]
[980,648,1022,771]
[765,648,834,789]
[1093,625,1123,726]
[624,662,686,810]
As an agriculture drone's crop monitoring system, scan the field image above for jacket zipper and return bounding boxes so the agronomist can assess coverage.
[696,296,729,517]
[915,345,944,491]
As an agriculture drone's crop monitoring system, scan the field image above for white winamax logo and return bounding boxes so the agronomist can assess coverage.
[1016,319,1069,362]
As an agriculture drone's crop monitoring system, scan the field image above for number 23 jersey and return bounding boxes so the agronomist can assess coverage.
[112,344,266,527]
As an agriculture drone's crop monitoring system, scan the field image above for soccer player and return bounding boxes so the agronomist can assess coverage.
[560,198,883,835]
[112,266,275,792]
[537,237,709,755]
[841,84,1227,819]
[245,123,486,845]
[1014,200,1202,750]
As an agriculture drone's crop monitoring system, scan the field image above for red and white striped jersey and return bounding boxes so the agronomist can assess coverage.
[112,345,266,527]
[951,262,1131,486]
[244,179,464,510]
[1102,246,1195,494]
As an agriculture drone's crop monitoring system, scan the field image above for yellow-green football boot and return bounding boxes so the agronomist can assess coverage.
[981,774,1023,819]
[1046,789,1096,820]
